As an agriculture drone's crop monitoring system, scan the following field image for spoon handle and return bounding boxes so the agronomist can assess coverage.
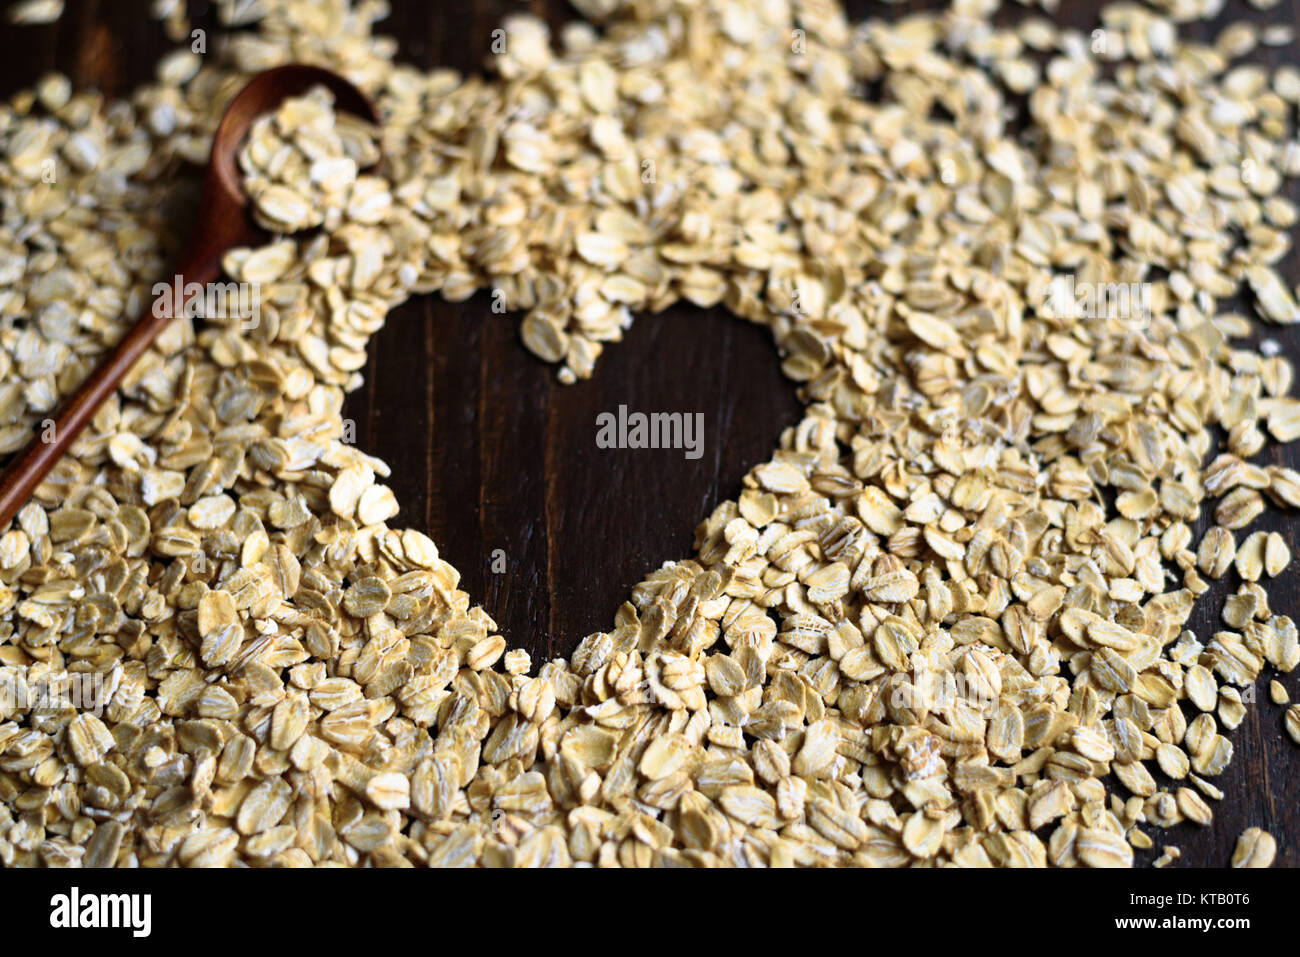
[0,260,219,529]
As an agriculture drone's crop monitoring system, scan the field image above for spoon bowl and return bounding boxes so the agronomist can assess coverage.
[198,64,381,257]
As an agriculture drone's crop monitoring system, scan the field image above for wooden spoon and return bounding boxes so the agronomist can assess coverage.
[0,64,378,529]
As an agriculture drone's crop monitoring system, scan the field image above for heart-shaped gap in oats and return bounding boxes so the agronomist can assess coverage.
[343,296,805,662]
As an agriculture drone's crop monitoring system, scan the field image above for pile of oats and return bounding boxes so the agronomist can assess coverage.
[2,0,1299,867]
[237,88,381,235]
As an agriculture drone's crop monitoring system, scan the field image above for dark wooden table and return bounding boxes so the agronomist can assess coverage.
[3,0,1297,867]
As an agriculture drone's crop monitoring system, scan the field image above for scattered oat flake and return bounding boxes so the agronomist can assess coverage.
[1231,827,1277,868]
[7,0,62,24]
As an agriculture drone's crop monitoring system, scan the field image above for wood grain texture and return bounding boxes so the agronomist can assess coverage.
[1,0,1297,867]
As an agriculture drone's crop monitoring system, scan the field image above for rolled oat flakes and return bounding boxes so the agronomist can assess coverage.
[0,0,1298,868]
